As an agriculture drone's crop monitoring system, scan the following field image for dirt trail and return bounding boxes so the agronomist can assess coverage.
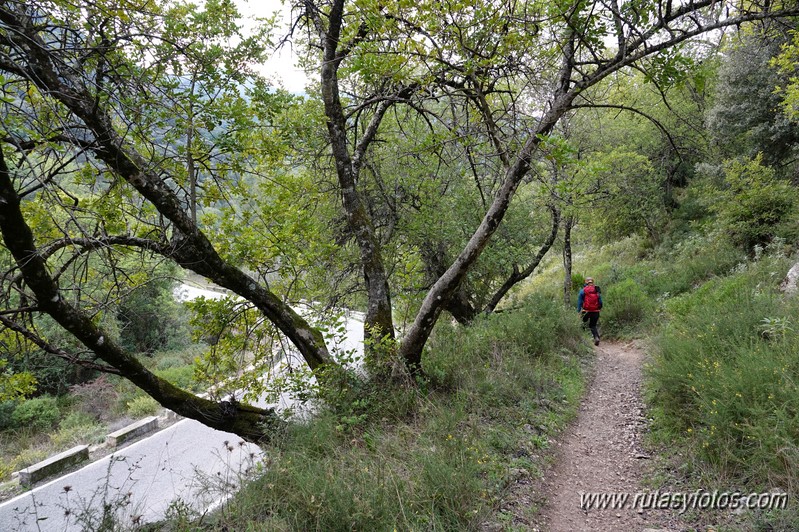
[536,341,679,532]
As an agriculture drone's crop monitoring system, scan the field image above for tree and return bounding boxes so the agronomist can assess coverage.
[0,0,331,442]
[708,27,799,173]
[297,0,799,370]
[1,0,798,441]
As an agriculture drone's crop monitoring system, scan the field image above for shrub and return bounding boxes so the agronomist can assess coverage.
[647,255,799,488]
[712,156,799,253]
[11,395,60,432]
[70,376,120,422]
[600,278,654,336]
[51,412,105,447]
[0,401,17,431]
[126,395,160,418]
[59,410,96,431]
[155,366,198,391]
[155,355,187,371]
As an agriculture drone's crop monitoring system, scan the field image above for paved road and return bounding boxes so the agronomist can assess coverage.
[1,417,263,531]
[0,286,364,531]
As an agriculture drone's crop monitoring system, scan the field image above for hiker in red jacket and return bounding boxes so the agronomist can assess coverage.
[577,277,603,346]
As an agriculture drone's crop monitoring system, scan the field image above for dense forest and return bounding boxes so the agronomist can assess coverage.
[2,0,799,529]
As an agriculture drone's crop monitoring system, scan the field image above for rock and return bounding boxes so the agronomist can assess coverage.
[733,496,749,515]
[780,262,799,295]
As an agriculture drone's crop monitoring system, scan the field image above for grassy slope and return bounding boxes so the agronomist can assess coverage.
[154,227,799,531]
[189,295,592,531]
[542,232,799,531]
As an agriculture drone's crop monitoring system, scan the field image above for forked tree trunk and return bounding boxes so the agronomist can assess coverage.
[397,96,575,369]
[483,206,560,314]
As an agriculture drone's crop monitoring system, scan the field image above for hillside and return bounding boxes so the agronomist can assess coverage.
[1,2,799,530]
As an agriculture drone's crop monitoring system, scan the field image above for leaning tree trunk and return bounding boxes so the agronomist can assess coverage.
[396,42,579,370]
[0,148,277,443]
[562,215,575,308]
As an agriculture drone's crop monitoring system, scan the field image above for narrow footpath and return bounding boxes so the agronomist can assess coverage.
[535,342,681,532]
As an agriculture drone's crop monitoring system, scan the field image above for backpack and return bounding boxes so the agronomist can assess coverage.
[582,285,601,312]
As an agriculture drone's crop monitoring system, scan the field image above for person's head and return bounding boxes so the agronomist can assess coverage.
[585,277,594,286]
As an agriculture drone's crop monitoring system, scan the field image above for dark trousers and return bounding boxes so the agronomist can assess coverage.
[582,311,600,340]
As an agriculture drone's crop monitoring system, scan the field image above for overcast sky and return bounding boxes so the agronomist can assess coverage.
[235,0,312,93]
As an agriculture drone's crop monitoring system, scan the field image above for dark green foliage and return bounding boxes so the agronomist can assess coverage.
[11,395,60,432]
[708,32,799,170]
[0,401,16,431]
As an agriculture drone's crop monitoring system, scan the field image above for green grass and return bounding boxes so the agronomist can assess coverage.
[193,295,590,531]
[645,253,799,528]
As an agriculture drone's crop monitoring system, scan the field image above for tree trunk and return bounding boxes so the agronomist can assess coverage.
[483,206,560,314]
[562,215,574,308]
[0,13,332,371]
[312,0,395,353]
[397,94,576,369]
[0,147,277,443]
[418,241,477,324]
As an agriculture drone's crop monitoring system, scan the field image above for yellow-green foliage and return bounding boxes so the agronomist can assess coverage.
[711,156,799,252]
[126,395,160,418]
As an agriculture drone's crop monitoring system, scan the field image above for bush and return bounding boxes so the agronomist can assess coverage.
[59,410,96,431]
[155,366,198,391]
[51,412,104,447]
[11,395,60,432]
[712,156,799,253]
[126,395,160,418]
[155,356,187,371]
[0,401,17,431]
[600,278,654,336]
[70,376,120,422]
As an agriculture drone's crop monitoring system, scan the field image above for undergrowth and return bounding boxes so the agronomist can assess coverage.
[646,253,799,529]
[194,295,590,531]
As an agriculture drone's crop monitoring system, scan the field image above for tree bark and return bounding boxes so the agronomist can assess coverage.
[483,206,560,314]
[418,241,477,324]
[562,215,575,308]
[0,147,277,443]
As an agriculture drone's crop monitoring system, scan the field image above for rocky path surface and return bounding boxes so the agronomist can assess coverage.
[535,341,681,532]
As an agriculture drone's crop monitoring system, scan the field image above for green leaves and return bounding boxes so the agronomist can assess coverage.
[0,360,37,402]
[711,155,799,252]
